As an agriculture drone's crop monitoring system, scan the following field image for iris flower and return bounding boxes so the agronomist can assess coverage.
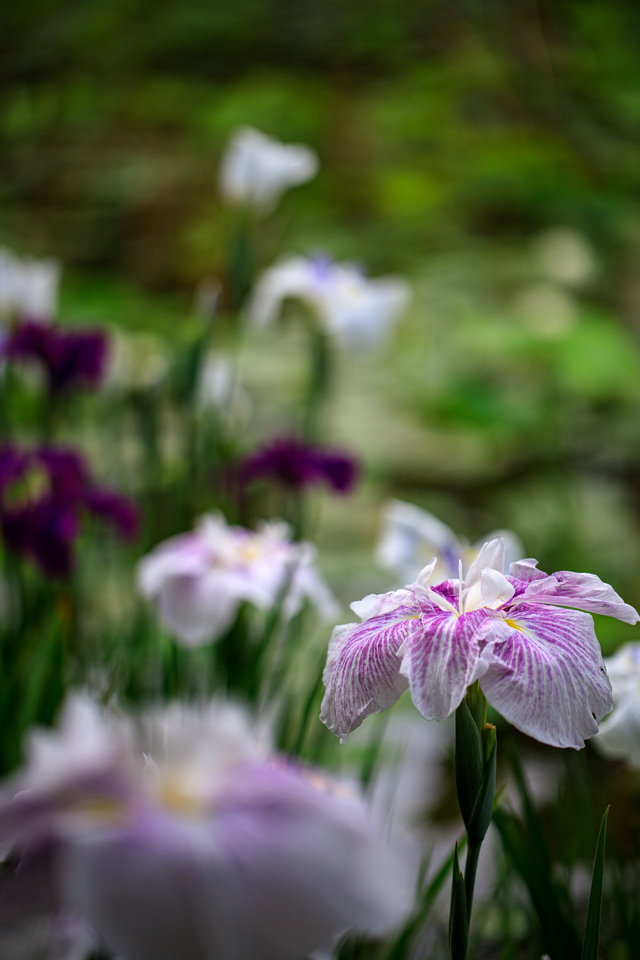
[5,320,108,395]
[376,498,523,585]
[219,126,319,213]
[240,436,358,494]
[0,247,61,322]
[0,696,409,960]
[0,444,138,578]
[321,537,639,750]
[250,255,411,349]
[593,642,640,767]
[138,514,338,647]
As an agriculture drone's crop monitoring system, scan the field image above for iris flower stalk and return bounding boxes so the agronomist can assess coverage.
[320,537,639,957]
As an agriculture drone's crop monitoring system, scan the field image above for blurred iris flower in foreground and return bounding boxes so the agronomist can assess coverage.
[0,444,139,578]
[137,513,338,647]
[250,255,411,349]
[0,695,410,960]
[0,248,61,323]
[593,642,640,767]
[240,436,358,494]
[321,537,639,749]
[376,499,524,585]
[219,126,319,213]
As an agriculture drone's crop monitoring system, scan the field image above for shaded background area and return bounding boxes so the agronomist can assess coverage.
[3,0,640,650]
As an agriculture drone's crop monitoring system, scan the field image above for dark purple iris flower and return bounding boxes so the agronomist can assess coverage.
[240,437,358,494]
[0,444,139,578]
[4,321,108,394]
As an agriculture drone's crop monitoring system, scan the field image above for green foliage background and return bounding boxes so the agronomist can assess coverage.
[4,4,640,957]
[4,0,640,636]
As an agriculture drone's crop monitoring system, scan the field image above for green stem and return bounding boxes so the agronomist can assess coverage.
[464,842,482,924]
[451,687,497,958]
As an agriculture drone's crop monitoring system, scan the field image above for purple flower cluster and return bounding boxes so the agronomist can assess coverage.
[0,444,138,577]
[4,320,108,394]
[240,436,358,493]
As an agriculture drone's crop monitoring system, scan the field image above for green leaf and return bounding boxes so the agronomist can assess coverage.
[467,738,496,845]
[455,699,484,829]
[384,836,467,960]
[494,808,581,960]
[581,806,609,960]
[449,843,469,960]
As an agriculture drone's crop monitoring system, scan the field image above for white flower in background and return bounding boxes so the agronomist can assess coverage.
[137,513,339,647]
[250,255,411,349]
[0,247,61,321]
[219,126,319,213]
[376,499,524,586]
[593,642,640,766]
[0,695,410,960]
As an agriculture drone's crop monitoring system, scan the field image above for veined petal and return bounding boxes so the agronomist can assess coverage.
[508,558,547,582]
[320,607,419,741]
[479,604,613,749]
[514,571,639,624]
[399,609,498,721]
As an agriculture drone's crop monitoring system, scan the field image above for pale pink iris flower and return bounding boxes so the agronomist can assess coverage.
[321,537,639,750]
[219,126,319,213]
[137,514,339,647]
[250,254,411,349]
[0,696,410,960]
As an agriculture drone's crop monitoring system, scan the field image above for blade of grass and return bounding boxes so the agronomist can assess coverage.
[581,806,609,960]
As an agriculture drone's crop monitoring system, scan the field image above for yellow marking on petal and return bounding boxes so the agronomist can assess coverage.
[73,797,128,825]
[157,780,202,816]
[505,619,523,631]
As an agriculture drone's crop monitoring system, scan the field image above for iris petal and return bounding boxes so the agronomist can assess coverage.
[320,600,421,741]
[400,609,498,721]
[514,570,639,624]
[480,603,613,749]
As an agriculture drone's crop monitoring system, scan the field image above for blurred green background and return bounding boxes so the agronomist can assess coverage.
[3,0,640,651]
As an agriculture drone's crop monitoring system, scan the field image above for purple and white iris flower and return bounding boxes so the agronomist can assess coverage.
[0,443,139,578]
[321,537,639,750]
[0,695,409,960]
[593,642,640,767]
[250,255,411,349]
[376,499,524,586]
[240,436,359,494]
[0,247,61,323]
[219,126,319,213]
[5,320,108,395]
[138,513,339,647]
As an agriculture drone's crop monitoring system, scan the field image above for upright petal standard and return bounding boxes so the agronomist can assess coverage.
[0,696,410,960]
[321,539,638,749]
